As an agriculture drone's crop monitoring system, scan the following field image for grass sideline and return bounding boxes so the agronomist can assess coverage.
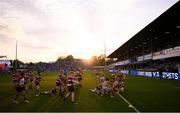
[0,70,180,112]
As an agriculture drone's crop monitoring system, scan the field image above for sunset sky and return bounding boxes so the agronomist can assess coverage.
[0,0,178,62]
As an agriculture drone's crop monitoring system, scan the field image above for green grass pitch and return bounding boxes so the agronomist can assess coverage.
[0,70,180,112]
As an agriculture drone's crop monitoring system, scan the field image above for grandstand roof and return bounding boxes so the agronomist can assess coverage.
[108,1,180,59]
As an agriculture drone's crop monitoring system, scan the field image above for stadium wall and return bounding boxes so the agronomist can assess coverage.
[110,46,180,66]
[108,69,180,80]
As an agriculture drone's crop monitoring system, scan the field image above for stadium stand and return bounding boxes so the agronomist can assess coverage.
[108,1,180,80]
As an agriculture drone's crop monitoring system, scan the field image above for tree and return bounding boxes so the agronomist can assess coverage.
[12,60,24,69]
[106,58,115,65]
[56,55,75,62]
[90,54,109,66]
[90,56,98,66]
[65,55,74,62]
[56,56,65,62]
[97,54,105,66]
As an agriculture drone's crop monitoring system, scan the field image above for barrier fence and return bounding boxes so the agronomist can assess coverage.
[109,69,180,80]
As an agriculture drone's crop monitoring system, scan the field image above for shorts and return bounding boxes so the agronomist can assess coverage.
[56,83,60,86]
[16,87,25,92]
[36,82,40,86]
[13,80,17,83]
[102,87,112,92]
[78,78,82,81]
[67,86,74,92]
[113,88,119,92]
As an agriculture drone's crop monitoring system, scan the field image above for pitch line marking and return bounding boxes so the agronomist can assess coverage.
[117,93,140,113]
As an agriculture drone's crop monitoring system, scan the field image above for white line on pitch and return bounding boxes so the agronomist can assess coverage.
[117,93,140,113]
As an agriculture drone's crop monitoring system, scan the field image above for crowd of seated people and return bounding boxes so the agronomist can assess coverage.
[118,59,180,73]
[143,60,180,73]
[151,61,179,73]
[31,61,83,72]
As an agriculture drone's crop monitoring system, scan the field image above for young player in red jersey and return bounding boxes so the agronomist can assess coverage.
[63,72,79,104]
[28,71,34,89]
[56,76,61,90]
[76,71,82,87]
[59,73,66,97]
[13,72,29,103]
[35,72,42,96]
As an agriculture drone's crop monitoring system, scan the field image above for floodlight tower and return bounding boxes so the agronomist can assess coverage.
[103,41,107,66]
[15,40,18,70]
[103,42,107,58]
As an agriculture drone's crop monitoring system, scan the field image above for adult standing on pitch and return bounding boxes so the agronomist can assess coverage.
[35,71,42,96]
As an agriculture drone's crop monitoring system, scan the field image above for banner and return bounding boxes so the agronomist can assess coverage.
[128,70,180,80]
[121,70,129,74]
[109,69,180,80]
[162,72,180,80]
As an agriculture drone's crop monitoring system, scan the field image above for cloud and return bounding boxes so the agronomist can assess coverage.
[0,3,20,37]
[0,0,178,62]
[21,42,53,50]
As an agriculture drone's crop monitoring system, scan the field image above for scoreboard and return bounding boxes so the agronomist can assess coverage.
[0,60,13,71]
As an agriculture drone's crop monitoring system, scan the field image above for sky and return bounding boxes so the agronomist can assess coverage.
[0,0,178,62]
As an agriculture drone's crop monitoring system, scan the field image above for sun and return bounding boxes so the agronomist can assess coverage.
[75,54,92,60]
[68,37,102,60]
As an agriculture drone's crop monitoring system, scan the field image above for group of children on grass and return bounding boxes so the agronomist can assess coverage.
[12,70,41,103]
[90,70,125,98]
[11,69,125,104]
[11,69,83,104]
